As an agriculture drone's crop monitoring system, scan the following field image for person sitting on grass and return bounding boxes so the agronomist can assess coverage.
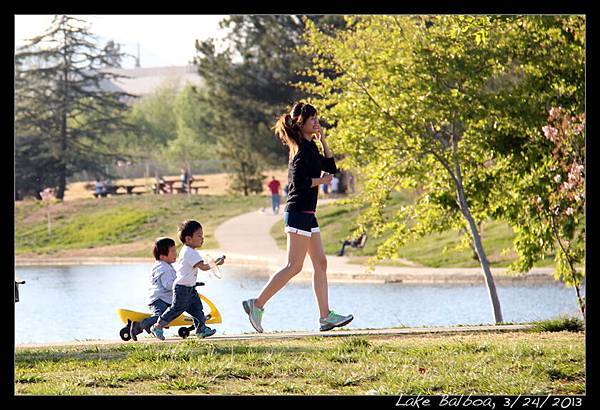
[129,237,178,341]
[150,220,225,340]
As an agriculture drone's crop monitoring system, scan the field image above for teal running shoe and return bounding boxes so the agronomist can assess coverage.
[242,298,264,333]
[196,326,217,338]
[319,310,354,331]
[150,324,165,340]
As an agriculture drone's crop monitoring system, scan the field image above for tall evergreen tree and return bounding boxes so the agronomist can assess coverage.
[15,15,139,199]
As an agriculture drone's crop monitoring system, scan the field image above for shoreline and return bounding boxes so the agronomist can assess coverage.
[15,253,559,284]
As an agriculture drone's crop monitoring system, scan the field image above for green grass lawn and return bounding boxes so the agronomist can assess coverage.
[15,194,266,257]
[15,330,584,395]
[272,193,557,268]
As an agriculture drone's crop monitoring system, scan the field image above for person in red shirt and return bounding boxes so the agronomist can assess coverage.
[267,176,282,214]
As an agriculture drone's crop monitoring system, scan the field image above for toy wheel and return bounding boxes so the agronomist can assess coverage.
[178,327,190,339]
[120,326,131,341]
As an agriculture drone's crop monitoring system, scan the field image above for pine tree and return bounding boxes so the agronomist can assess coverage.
[15,15,139,199]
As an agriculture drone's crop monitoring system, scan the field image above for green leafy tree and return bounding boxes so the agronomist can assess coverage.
[533,109,585,316]
[165,85,219,167]
[126,81,179,155]
[15,15,139,199]
[301,15,533,323]
[473,16,585,317]
[301,15,585,322]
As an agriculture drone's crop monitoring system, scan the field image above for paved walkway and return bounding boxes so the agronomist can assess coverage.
[212,202,555,284]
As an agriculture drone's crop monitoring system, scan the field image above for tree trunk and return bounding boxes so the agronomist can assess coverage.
[455,180,503,323]
[574,284,585,318]
[241,161,249,196]
[56,110,68,200]
[449,133,503,324]
[56,58,69,201]
[56,167,67,200]
[549,215,585,319]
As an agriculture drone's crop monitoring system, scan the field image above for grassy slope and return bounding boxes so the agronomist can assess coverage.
[272,192,556,268]
[15,194,266,257]
[15,331,584,395]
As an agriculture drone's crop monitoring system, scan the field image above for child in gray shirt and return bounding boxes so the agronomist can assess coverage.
[129,237,177,341]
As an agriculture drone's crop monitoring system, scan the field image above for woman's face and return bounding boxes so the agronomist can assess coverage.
[300,115,320,136]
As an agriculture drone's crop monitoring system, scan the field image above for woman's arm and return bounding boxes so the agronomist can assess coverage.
[316,125,338,174]
[320,137,333,159]
[311,176,327,188]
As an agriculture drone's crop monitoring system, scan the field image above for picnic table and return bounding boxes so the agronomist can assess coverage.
[119,184,146,195]
[160,177,208,194]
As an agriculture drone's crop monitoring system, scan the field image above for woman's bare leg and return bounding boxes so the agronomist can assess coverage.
[307,232,330,319]
[255,232,310,309]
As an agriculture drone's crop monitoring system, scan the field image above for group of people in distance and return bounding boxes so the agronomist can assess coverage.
[130,102,353,341]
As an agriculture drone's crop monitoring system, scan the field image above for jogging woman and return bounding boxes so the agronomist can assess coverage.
[242,102,354,332]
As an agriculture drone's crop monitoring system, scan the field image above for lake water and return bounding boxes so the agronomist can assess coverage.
[14,264,581,344]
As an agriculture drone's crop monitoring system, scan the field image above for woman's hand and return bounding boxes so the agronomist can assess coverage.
[315,122,333,158]
[314,123,326,142]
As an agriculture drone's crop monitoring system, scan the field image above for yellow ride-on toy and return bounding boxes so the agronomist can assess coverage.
[116,282,222,340]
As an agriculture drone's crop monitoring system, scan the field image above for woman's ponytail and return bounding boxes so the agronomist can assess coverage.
[273,102,316,160]
[273,113,301,160]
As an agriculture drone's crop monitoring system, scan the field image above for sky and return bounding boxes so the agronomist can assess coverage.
[14,15,231,68]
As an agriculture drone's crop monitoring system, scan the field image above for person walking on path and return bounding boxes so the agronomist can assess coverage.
[242,102,353,333]
[267,176,282,214]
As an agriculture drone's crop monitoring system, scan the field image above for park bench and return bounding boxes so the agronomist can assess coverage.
[336,233,368,256]
[92,184,120,197]
[91,184,147,197]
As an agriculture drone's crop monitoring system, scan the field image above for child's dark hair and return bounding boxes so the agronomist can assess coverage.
[178,219,203,244]
[153,237,176,260]
[272,102,317,160]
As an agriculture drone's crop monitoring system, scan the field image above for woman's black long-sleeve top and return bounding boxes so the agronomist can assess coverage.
[285,137,337,213]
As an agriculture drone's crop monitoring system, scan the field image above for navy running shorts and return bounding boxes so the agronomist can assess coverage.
[283,211,320,237]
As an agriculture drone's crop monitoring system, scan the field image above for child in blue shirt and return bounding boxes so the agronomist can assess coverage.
[150,219,225,340]
[129,237,177,341]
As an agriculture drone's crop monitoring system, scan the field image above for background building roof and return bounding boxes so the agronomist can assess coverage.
[101,65,203,97]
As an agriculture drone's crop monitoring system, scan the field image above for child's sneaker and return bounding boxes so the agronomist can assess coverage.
[242,298,264,333]
[196,326,217,338]
[129,321,143,341]
[150,324,165,340]
[319,310,354,331]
